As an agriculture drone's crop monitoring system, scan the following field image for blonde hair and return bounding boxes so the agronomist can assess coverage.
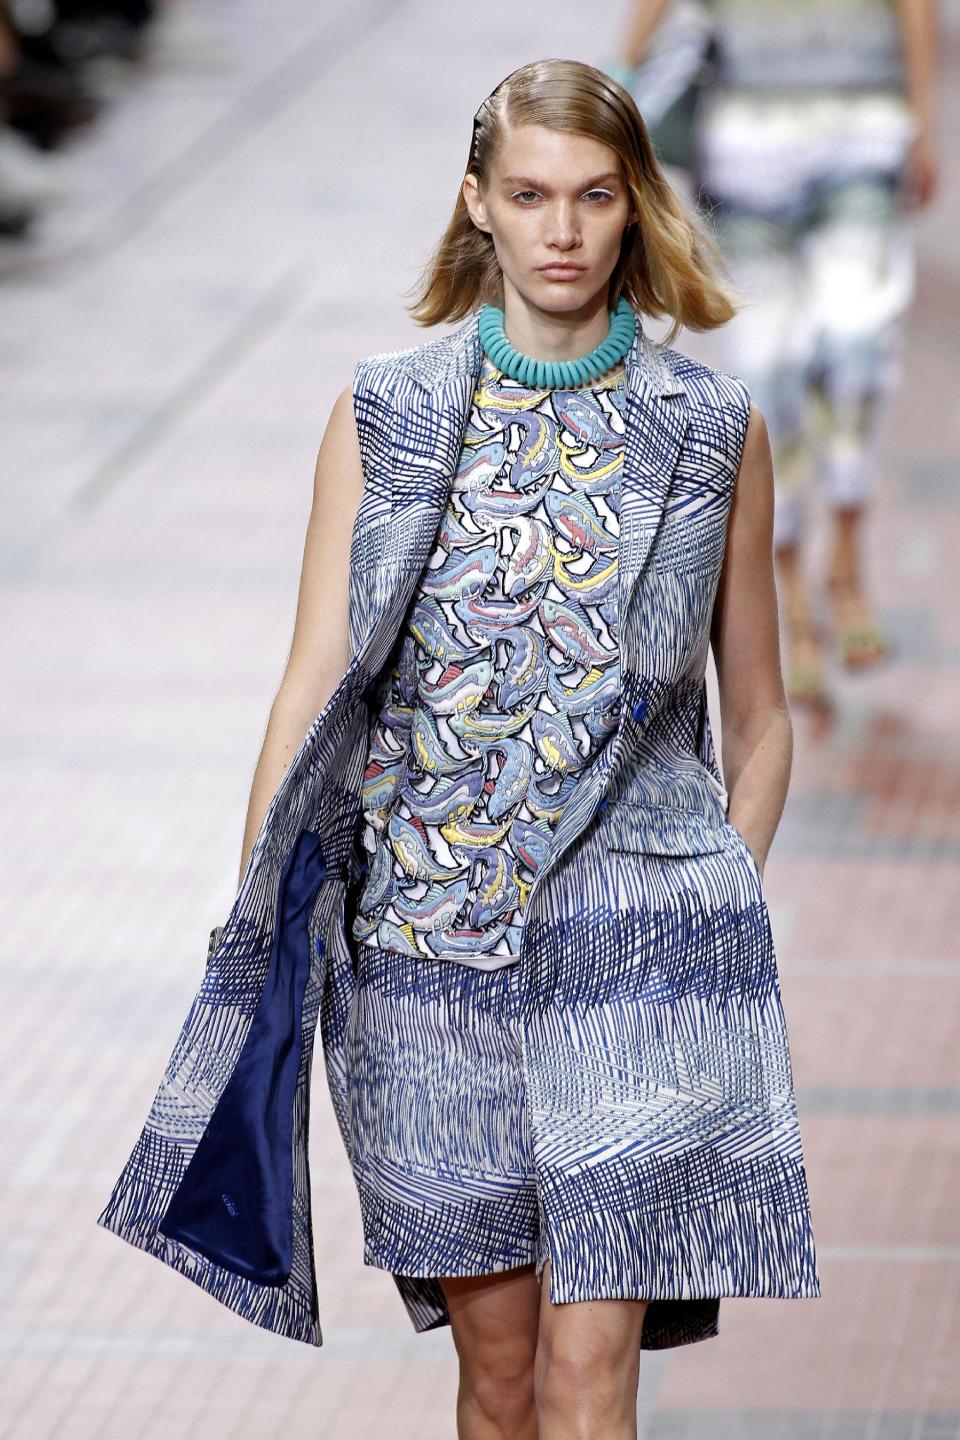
[406,57,737,343]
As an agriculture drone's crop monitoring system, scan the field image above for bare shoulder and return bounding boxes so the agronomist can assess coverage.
[312,383,365,509]
[740,401,771,463]
[320,382,362,451]
[735,402,774,498]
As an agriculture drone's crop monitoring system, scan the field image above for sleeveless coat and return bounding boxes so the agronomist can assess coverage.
[97,307,818,1349]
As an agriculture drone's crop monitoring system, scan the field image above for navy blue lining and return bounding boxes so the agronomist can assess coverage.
[158,829,327,1286]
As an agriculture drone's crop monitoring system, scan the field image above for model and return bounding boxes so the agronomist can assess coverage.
[97,57,821,1440]
[614,0,939,707]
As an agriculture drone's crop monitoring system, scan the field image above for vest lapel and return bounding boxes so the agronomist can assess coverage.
[352,366,478,690]
[617,329,688,630]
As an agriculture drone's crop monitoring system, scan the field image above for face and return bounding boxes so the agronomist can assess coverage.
[462,122,634,315]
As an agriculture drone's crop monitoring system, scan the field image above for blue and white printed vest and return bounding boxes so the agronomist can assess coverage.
[96,307,752,1348]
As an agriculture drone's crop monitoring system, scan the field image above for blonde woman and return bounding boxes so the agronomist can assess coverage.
[99,58,821,1440]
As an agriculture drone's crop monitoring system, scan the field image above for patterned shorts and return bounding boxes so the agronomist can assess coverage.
[345,937,549,1282]
[342,822,821,1350]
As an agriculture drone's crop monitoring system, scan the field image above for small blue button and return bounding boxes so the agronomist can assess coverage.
[631,698,648,723]
[315,937,326,956]
[598,795,609,814]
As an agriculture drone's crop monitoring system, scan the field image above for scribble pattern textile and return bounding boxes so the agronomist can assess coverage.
[347,818,821,1351]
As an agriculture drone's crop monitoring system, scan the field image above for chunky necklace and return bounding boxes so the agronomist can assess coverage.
[477,296,636,389]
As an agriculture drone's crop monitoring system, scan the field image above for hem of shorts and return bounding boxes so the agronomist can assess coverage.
[544,1275,823,1305]
[362,1244,540,1281]
[540,1209,822,1310]
[356,1251,824,1302]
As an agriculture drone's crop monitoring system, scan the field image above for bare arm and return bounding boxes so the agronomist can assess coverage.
[620,0,676,65]
[235,382,366,890]
[895,0,939,208]
[710,405,792,878]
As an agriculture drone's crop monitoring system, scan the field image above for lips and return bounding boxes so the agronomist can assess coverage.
[538,265,585,273]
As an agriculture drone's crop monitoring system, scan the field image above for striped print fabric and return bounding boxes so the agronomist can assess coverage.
[345,819,820,1352]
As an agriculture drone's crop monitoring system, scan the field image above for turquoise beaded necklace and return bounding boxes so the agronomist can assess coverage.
[478,295,636,389]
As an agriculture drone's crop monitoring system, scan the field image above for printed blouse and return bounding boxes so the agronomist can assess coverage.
[350,351,626,968]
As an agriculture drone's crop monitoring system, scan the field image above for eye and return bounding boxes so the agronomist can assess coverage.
[509,187,616,205]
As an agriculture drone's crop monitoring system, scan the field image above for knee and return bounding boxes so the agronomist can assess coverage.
[460,1336,536,1426]
[534,1332,632,1419]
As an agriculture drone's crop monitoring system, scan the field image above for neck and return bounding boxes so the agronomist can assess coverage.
[499,284,612,361]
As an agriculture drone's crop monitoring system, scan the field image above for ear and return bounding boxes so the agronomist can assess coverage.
[461,173,491,234]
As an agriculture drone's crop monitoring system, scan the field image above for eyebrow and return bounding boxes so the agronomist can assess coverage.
[499,172,621,188]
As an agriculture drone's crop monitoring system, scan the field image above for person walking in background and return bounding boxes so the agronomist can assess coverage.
[0,0,222,247]
[612,0,939,707]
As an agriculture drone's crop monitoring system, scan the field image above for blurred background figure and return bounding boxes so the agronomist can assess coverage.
[0,0,219,241]
[610,0,939,709]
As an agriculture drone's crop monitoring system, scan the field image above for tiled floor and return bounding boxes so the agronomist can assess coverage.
[1,2,958,1437]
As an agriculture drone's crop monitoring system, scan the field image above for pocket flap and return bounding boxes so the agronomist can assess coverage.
[600,802,728,856]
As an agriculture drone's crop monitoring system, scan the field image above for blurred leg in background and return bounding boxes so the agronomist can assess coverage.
[805,163,914,675]
[699,89,917,706]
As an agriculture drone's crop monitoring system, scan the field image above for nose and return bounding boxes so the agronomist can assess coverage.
[546,200,581,251]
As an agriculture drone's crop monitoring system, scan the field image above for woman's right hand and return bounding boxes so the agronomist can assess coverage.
[906,123,939,209]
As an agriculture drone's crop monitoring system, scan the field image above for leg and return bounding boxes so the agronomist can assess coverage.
[534,1257,648,1440]
[438,1263,541,1440]
[775,534,831,708]
[805,169,912,667]
[827,501,891,668]
[709,197,830,704]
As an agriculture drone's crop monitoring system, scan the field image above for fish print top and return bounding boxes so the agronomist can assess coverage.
[350,351,626,969]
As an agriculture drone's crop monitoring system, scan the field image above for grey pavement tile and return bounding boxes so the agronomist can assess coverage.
[796,1087,960,1116]
[648,1415,960,1440]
